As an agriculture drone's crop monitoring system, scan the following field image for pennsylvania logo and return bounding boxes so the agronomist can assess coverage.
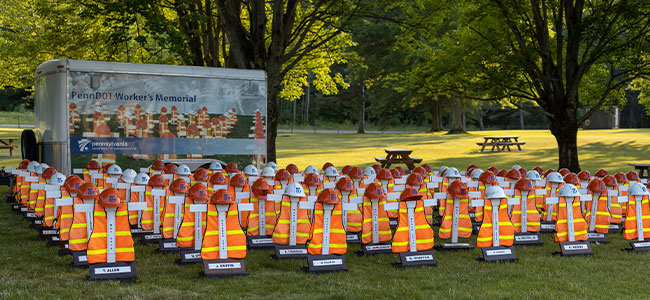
[78,139,91,152]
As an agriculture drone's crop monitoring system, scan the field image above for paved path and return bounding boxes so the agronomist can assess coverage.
[0,124,34,128]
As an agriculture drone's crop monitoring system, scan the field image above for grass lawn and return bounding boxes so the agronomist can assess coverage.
[2,128,650,299]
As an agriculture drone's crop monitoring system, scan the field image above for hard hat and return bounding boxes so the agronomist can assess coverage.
[364,183,384,199]
[496,169,508,177]
[376,169,392,181]
[103,163,114,173]
[27,161,40,173]
[98,188,122,207]
[578,170,591,181]
[42,167,57,179]
[36,163,49,175]
[304,165,318,175]
[210,189,235,204]
[177,164,192,176]
[49,173,67,186]
[421,164,432,173]
[261,167,276,177]
[447,181,468,198]
[286,164,299,174]
[363,166,376,177]
[479,171,497,185]
[151,160,165,171]
[244,165,259,176]
[487,166,498,174]
[371,164,382,173]
[485,186,507,199]
[512,165,522,170]
[439,166,449,175]
[628,182,650,196]
[65,177,84,193]
[533,166,544,175]
[390,169,401,179]
[444,167,461,178]
[317,189,340,204]
[284,182,306,197]
[470,168,484,179]
[543,169,556,178]
[563,173,579,185]
[595,169,608,178]
[209,172,228,185]
[230,173,248,187]
[406,173,424,186]
[336,177,355,191]
[275,169,291,181]
[252,178,272,196]
[602,175,617,187]
[134,173,150,185]
[322,162,334,171]
[506,169,521,180]
[395,167,406,176]
[413,167,427,175]
[226,162,239,173]
[558,168,570,177]
[518,168,527,177]
[587,179,606,194]
[164,164,177,174]
[266,161,278,172]
[209,162,223,171]
[515,178,534,191]
[614,172,627,184]
[349,167,363,179]
[189,183,210,201]
[170,178,189,194]
[19,159,30,169]
[627,171,640,182]
[79,183,99,199]
[194,168,209,182]
[467,167,477,177]
[526,170,541,181]
[87,160,101,170]
[107,164,123,175]
[466,164,478,173]
[400,187,423,202]
[149,174,166,187]
[558,184,580,197]
[324,166,339,177]
[545,172,563,183]
[304,173,321,186]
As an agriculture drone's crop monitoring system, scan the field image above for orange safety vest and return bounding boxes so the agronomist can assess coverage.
[228,184,250,228]
[438,195,472,239]
[392,200,434,252]
[338,189,362,232]
[620,182,630,217]
[56,195,78,241]
[406,183,433,224]
[477,198,514,248]
[607,185,623,224]
[555,196,588,242]
[33,177,48,216]
[27,176,45,210]
[377,179,397,218]
[13,170,24,203]
[307,202,347,255]
[273,195,311,245]
[200,203,247,259]
[273,178,293,215]
[142,186,169,231]
[162,194,188,239]
[542,182,563,222]
[86,203,134,264]
[624,193,650,240]
[510,189,540,232]
[43,187,69,227]
[438,178,451,217]
[129,184,148,226]
[176,199,207,248]
[361,195,391,244]
[534,181,545,213]
[584,190,610,233]
[19,172,36,205]
[114,182,136,226]
[83,169,105,189]
[247,190,277,236]
[472,182,488,222]
[68,198,94,251]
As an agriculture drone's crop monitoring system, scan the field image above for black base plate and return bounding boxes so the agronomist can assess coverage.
[139,233,163,244]
[435,243,474,250]
[622,241,650,252]
[303,254,348,273]
[587,232,609,243]
[554,241,594,257]
[540,221,555,233]
[393,250,437,267]
[514,232,543,246]
[176,249,202,264]
[201,259,248,278]
[272,244,308,259]
[478,246,518,262]
[58,243,71,256]
[356,243,393,256]
[608,224,622,233]
[11,204,22,212]
[346,232,361,244]
[88,261,136,281]
[247,235,275,249]
[71,251,89,267]
[157,239,180,253]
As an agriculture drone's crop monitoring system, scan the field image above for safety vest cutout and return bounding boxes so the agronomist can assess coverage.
[83,169,105,189]
[406,182,432,224]
[607,184,623,224]
[439,193,472,239]
[377,178,397,218]
[227,180,250,228]
[307,192,347,255]
[162,194,189,239]
[129,184,148,226]
[68,198,93,251]
[176,198,207,248]
[247,185,277,236]
[87,200,134,264]
[438,177,454,217]
[623,193,650,240]
[142,186,169,231]
[273,195,311,244]
[43,187,70,228]
[15,171,26,204]
[272,177,294,216]
[113,180,135,225]
[619,179,630,217]
[33,176,47,215]
[28,176,46,210]
[20,171,37,205]
[201,203,247,259]
[584,188,610,234]
[477,198,514,247]
[542,182,564,221]
[360,190,392,244]
[554,195,588,242]
[511,186,541,233]
[57,194,78,241]
[392,200,434,253]
[473,181,488,222]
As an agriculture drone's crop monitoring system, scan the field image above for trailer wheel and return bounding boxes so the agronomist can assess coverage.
[21,129,38,161]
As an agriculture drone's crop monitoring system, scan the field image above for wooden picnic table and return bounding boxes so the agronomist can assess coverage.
[0,138,18,157]
[477,136,526,152]
[375,148,422,171]
[629,163,650,179]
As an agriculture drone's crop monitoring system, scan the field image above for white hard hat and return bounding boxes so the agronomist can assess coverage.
[27,161,40,173]
[261,167,276,177]
[444,167,461,178]
[558,184,580,197]
[304,165,318,175]
[439,166,448,174]
[36,163,49,175]
[324,166,339,177]
[177,114,185,120]
[121,169,137,183]
[107,164,123,175]
[526,170,541,181]
[209,162,223,171]
[470,169,484,179]
[629,182,650,196]
[266,162,278,172]
[177,164,192,176]
[49,173,67,186]
[545,172,564,183]
[363,166,376,177]
[134,173,150,185]
[284,182,306,197]
[485,186,507,199]
[512,165,522,170]
[244,164,258,176]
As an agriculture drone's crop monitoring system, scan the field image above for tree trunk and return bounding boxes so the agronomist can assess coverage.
[519,109,525,129]
[447,96,467,134]
[549,115,581,172]
[266,75,281,163]
[357,99,365,134]
[430,100,442,132]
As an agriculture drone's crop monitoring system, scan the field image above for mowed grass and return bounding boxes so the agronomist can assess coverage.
[2,128,650,299]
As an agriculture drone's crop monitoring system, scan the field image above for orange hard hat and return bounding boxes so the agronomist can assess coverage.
[390,169,401,179]
[336,177,355,191]
[304,173,321,186]
[614,172,627,184]
[322,162,334,171]
[558,168,570,176]
[275,169,291,181]
[186,124,200,136]
[487,166,499,174]
[479,171,497,185]
[65,177,84,193]
[515,178,534,191]
[152,160,165,171]
[587,178,607,194]
[602,175,617,187]
[578,170,591,181]
[626,171,640,182]
[406,173,424,186]
[400,187,423,202]
[209,172,228,185]
[341,165,353,175]
[194,168,209,182]
[372,164,382,173]
[64,174,80,186]
[421,164,432,173]
[349,167,363,179]
[395,166,406,176]
[226,162,239,173]
[563,173,579,185]
[149,174,166,187]
[533,166,544,175]
[103,163,114,173]
[467,164,479,173]
[518,168,527,177]
[99,188,123,207]
[317,189,340,204]
[376,169,392,181]
[230,173,248,187]
[252,178,272,196]
[79,183,99,199]
[189,183,210,201]
[164,163,178,174]
[170,178,189,194]
[447,181,468,199]
[42,167,57,179]
[364,183,385,199]
[543,169,556,178]
[19,159,30,169]
[506,169,521,180]
[286,163,300,174]
[413,167,427,175]
[595,169,608,178]
[467,167,477,178]
[497,169,508,177]
[210,189,235,204]
[87,160,101,170]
